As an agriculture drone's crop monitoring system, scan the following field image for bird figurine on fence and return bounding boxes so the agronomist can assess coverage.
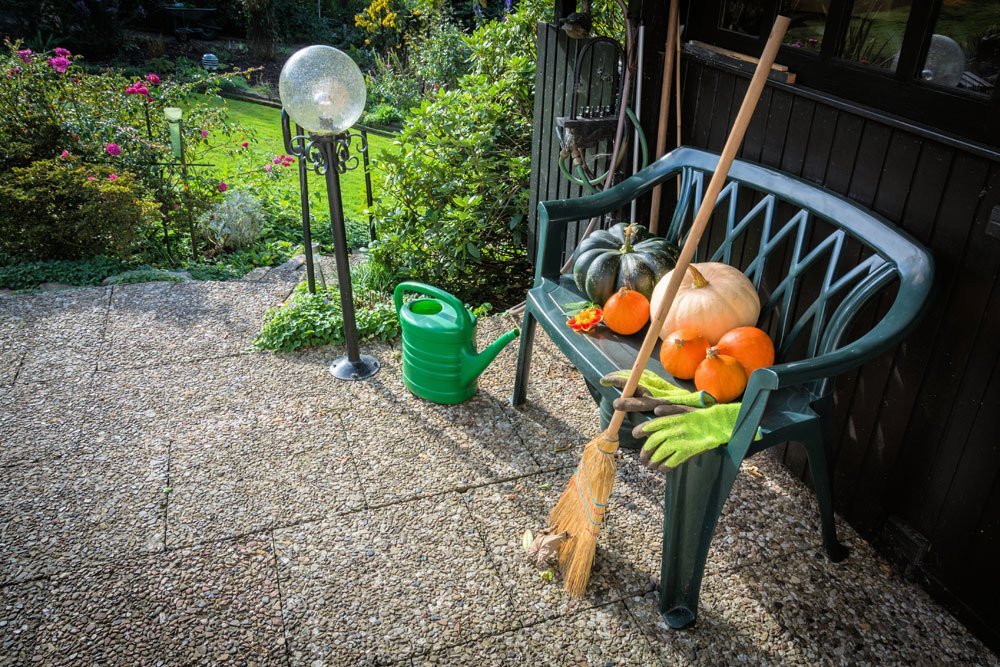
[560,0,592,39]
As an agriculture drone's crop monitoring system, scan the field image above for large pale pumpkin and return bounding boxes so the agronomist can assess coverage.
[651,262,760,344]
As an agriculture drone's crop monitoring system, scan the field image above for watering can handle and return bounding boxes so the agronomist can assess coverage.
[393,282,472,328]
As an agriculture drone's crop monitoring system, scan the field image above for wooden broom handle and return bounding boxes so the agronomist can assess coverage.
[647,0,679,235]
[605,15,790,437]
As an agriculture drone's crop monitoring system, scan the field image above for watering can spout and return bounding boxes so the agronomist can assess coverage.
[461,328,520,387]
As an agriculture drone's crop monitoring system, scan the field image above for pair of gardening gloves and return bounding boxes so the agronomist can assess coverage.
[600,369,761,471]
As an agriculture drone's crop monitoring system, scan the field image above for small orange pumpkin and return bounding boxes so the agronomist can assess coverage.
[603,288,650,335]
[716,326,775,376]
[659,328,710,380]
[695,347,748,403]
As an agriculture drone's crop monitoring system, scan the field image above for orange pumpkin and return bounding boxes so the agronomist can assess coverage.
[603,288,650,335]
[659,328,710,380]
[716,326,775,375]
[695,347,748,403]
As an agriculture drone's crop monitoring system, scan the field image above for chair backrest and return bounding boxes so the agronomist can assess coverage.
[658,148,933,396]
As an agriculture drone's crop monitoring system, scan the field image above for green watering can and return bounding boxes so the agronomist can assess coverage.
[394,282,519,404]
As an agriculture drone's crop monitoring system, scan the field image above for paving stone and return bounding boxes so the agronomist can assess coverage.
[82,355,260,450]
[274,494,518,664]
[4,287,110,382]
[0,374,93,467]
[626,545,998,666]
[99,281,291,370]
[35,536,285,665]
[416,602,662,666]
[167,423,366,547]
[1,579,47,664]
[0,445,166,584]
[461,470,622,625]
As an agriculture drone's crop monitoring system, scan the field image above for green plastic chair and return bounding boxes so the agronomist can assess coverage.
[511,147,934,629]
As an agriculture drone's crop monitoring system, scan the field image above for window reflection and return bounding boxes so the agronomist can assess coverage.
[781,0,826,53]
[840,0,911,72]
[920,0,999,96]
[719,0,770,36]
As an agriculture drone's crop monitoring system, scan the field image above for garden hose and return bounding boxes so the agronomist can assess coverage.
[558,107,648,190]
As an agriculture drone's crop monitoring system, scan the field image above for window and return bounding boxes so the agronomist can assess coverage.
[687,0,1000,146]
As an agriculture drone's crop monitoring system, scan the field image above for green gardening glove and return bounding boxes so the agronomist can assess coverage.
[600,369,715,408]
[633,403,762,472]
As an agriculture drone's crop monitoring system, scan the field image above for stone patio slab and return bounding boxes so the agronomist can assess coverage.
[167,424,366,547]
[1,579,47,664]
[274,493,518,665]
[4,287,110,383]
[34,535,285,666]
[0,374,93,467]
[625,542,997,665]
[99,281,291,371]
[0,446,166,584]
[416,602,662,666]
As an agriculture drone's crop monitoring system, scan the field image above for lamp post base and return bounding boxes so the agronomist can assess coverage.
[329,354,381,381]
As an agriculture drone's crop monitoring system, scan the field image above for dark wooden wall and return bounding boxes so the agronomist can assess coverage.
[527,30,1000,653]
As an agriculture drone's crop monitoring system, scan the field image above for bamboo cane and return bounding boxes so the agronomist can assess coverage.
[647,0,680,235]
[674,7,682,197]
[547,15,791,598]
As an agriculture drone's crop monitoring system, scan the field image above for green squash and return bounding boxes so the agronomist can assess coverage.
[572,223,678,306]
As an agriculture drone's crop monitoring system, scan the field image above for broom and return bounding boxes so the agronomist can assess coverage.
[549,15,791,598]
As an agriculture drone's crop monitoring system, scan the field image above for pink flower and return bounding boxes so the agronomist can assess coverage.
[241,141,249,148]
[136,86,149,97]
[264,164,273,172]
[272,156,282,164]
[125,85,136,94]
[217,182,228,192]
[54,47,71,58]
[145,73,160,84]
[6,67,20,77]
[105,143,121,157]
[59,150,69,158]
[47,56,70,73]
[87,176,96,181]
[108,173,118,181]
[17,49,31,63]
[200,129,209,138]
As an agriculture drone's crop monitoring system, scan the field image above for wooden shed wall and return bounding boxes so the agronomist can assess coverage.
[527,32,1000,650]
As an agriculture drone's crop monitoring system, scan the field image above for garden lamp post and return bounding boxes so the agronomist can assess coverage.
[278,45,380,381]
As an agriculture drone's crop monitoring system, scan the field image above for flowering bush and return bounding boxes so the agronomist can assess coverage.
[0,41,284,265]
[0,158,159,261]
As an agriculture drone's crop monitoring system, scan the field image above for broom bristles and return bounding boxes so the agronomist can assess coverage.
[547,432,619,597]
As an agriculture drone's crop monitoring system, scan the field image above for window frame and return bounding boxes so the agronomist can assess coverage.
[686,0,1000,147]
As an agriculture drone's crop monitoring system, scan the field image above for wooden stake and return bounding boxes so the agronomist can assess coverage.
[648,0,679,236]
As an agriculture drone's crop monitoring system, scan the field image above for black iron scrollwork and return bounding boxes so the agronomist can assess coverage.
[280,110,368,175]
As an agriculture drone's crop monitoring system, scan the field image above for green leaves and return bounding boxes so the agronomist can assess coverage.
[253,280,400,354]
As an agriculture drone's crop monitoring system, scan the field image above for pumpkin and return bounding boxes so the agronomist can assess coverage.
[695,347,747,403]
[572,223,677,305]
[659,328,709,380]
[716,326,775,376]
[603,288,650,335]
[651,262,760,344]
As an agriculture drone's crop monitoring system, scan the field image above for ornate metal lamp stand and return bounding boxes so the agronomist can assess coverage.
[278,45,380,381]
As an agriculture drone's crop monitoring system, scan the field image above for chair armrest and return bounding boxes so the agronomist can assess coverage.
[533,147,702,282]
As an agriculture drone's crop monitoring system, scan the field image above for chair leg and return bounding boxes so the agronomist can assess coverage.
[510,306,537,406]
[658,448,741,629]
[802,419,849,563]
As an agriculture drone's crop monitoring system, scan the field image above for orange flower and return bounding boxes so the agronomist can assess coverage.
[567,306,603,333]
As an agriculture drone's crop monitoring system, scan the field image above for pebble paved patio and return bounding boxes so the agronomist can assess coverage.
[1,259,996,665]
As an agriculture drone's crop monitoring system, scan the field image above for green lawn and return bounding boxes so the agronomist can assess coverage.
[200,96,394,220]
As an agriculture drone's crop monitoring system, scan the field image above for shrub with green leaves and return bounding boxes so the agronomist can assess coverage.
[368,0,545,306]
[0,256,129,290]
[254,281,399,353]
[0,159,159,261]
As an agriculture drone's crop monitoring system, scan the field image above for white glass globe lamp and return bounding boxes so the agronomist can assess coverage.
[279,45,366,136]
